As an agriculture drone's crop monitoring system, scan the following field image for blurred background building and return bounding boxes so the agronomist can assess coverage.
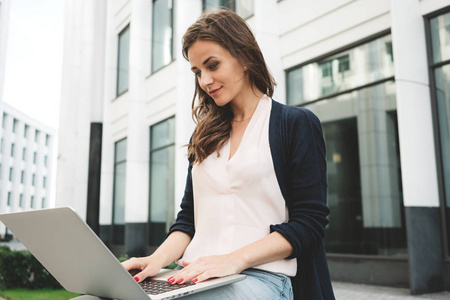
[0,104,56,237]
[55,0,450,295]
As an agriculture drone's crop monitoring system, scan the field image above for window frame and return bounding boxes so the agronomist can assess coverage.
[151,0,174,74]
[148,116,176,247]
[111,137,128,246]
[116,24,131,97]
[424,5,450,262]
[286,30,394,106]
[286,30,408,261]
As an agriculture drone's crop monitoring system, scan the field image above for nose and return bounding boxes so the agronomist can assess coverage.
[199,72,213,88]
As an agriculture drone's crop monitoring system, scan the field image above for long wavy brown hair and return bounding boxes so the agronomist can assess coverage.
[183,9,276,164]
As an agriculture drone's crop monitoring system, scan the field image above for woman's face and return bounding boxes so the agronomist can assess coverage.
[188,40,250,107]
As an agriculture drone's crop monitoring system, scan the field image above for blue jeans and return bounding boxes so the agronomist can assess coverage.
[180,268,293,300]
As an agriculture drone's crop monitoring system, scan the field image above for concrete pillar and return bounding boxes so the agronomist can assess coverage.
[98,0,117,241]
[124,0,152,256]
[390,0,444,294]
[56,0,106,221]
[254,0,285,102]
[173,0,201,212]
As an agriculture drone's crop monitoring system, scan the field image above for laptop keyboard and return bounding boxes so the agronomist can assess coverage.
[139,280,194,295]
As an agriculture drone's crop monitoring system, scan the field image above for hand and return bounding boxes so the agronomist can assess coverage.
[121,256,164,283]
[169,253,245,285]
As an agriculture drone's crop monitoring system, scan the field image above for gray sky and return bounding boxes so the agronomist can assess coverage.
[3,0,65,130]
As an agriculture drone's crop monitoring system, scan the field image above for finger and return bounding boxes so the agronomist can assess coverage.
[169,269,187,284]
[134,265,158,283]
[171,268,200,285]
[194,270,214,283]
[181,261,191,267]
[121,257,142,271]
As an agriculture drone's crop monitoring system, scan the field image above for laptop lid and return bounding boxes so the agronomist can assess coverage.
[0,207,245,300]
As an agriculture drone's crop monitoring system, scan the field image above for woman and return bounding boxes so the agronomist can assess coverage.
[123,9,335,300]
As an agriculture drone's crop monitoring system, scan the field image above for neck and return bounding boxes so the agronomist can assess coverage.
[230,88,264,122]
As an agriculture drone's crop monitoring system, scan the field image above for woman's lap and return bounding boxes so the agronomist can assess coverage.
[180,268,293,300]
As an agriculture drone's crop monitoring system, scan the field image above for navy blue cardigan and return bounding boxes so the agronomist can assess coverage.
[168,100,335,299]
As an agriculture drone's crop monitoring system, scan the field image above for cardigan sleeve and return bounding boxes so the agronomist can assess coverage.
[167,158,196,238]
[270,107,330,259]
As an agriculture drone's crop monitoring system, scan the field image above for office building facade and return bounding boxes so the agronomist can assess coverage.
[0,103,56,237]
[56,0,450,294]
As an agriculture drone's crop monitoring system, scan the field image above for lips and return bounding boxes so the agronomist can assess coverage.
[209,87,222,97]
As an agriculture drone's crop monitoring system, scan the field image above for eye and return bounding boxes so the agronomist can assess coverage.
[208,62,218,70]
[194,71,201,78]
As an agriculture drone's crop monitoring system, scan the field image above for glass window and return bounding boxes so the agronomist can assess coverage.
[112,138,127,245]
[33,152,37,164]
[430,13,450,63]
[287,35,394,105]
[44,155,48,167]
[288,34,406,257]
[203,0,232,10]
[429,11,450,257]
[117,25,130,96]
[7,192,11,206]
[22,148,26,160]
[45,134,50,146]
[12,119,17,133]
[9,168,13,181]
[235,0,254,19]
[35,130,39,142]
[152,0,173,73]
[308,81,405,256]
[24,125,29,137]
[21,171,24,184]
[203,0,254,18]
[31,196,34,209]
[32,174,35,186]
[2,113,6,128]
[19,194,23,208]
[11,143,14,156]
[43,176,46,188]
[42,197,45,209]
[149,117,175,246]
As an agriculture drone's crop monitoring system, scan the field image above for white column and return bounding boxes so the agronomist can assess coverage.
[173,0,201,212]
[124,0,152,224]
[390,0,439,207]
[99,1,116,227]
[56,0,106,219]
[254,0,285,102]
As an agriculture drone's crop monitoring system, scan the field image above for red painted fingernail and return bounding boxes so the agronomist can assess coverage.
[134,276,139,282]
[177,278,183,284]
[168,277,175,283]
[192,278,198,283]
[168,276,173,281]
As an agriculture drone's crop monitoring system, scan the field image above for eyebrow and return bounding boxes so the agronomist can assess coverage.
[191,56,218,71]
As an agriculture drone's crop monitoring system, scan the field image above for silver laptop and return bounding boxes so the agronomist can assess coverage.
[0,207,245,300]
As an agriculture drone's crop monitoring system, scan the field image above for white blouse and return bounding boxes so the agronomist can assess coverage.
[180,95,297,277]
